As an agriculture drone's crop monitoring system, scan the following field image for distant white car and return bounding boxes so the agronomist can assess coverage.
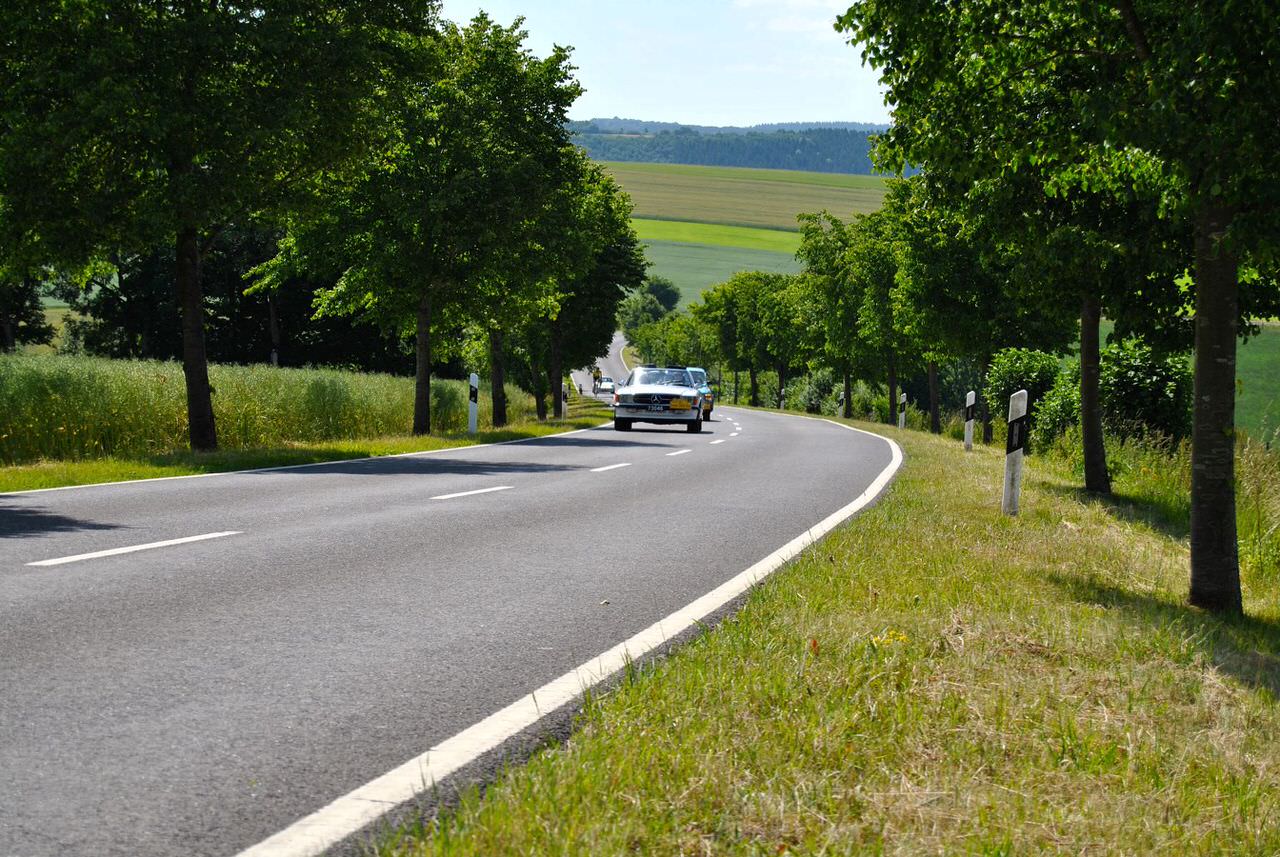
[612,366,704,432]
[598,377,615,394]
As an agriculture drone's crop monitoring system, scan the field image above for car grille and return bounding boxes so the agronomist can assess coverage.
[633,393,676,405]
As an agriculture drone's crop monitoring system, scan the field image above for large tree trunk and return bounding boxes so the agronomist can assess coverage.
[1080,293,1110,494]
[412,292,432,435]
[886,347,897,426]
[176,225,217,451]
[1189,202,1241,615]
[748,366,759,406]
[843,370,852,418]
[733,369,740,404]
[489,327,507,427]
[549,317,564,419]
[927,360,941,433]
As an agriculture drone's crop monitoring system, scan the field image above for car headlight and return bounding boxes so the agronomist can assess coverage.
[618,393,633,404]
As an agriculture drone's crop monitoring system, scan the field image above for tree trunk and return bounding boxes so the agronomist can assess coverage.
[549,318,564,419]
[267,292,281,367]
[176,225,217,451]
[1080,293,1110,494]
[980,356,993,444]
[748,366,759,407]
[412,292,432,435]
[843,371,852,418]
[1188,202,1242,615]
[733,369,740,404]
[489,328,507,427]
[886,348,897,426]
[0,315,14,352]
[927,360,941,433]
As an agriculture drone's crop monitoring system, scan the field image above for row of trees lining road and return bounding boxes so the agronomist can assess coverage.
[630,164,1277,614]
[0,6,644,446]
[836,2,1280,614]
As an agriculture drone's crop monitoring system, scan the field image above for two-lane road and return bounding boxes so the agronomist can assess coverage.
[1,405,897,856]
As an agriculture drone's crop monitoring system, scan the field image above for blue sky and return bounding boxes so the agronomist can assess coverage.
[438,1,890,126]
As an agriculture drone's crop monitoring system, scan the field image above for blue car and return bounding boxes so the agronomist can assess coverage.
[687,366,714,419]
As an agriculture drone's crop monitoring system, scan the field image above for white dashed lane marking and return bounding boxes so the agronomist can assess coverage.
[27,531,242,567]
[666,449,692,457]
[430,486,513,501]
[590,463,632,473]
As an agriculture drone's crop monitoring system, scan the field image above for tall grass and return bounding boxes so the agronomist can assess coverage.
[1044,424,1280,589]
[0,354,534,464]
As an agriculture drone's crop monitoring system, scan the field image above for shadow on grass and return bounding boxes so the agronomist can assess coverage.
[1050,572,1280,700]
[0,501,123,539]
[1039,481,1190,541]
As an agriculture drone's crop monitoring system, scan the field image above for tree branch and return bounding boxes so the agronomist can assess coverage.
[1115,0,1153,62]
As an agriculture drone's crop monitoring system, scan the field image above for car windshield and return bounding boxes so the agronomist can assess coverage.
[630,368,692,387]
[688,369,708,386]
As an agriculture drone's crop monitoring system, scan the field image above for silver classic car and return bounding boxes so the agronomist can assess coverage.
[612,366,705,432]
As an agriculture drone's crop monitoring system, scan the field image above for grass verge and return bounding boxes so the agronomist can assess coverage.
[0,396,612,493]
[373,419,1280,855]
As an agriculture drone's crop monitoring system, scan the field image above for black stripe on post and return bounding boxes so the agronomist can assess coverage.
[1006,414,1029,455]
[965,403,975,422]
[898,399,906,414]
[469,384,478,404]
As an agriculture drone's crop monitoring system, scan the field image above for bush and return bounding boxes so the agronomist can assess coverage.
[1032,339,1193,448]
[794,367,837,414]
[1099,339,1192,440]
[983,348,1061,427]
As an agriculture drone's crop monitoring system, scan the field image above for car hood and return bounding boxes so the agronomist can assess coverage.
[620,383,699,396]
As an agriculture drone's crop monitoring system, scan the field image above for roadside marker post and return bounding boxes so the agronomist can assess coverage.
[1001,389,1029,515]
[897,392,906,430]
[468,373,479,435]
[964,390,976,451]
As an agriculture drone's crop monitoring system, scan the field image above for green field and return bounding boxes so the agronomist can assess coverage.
[604,161,886,231]
[643,240,801,306]
[632,218,801,254]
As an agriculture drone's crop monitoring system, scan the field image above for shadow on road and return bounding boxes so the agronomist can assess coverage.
[0,502,124,539]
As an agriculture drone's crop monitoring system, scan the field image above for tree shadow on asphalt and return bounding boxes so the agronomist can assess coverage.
[1048,571,1280,700]
[0,502,124,539]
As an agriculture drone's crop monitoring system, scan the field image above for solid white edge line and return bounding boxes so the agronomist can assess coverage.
[665,449,692,457]
[26,531,242,567]
[590,463,632,473]
[233,416,902,857]
[429,486,513,501]
[2,423,616,498]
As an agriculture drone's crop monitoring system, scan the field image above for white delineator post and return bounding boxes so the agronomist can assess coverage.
[897,392,906,430]
[468,372,479,435]
[964,390,976,451]
[1002,389,1029,515]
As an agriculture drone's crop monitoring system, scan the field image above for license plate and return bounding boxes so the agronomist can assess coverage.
[669,399,691,410]
[647,404,666,412]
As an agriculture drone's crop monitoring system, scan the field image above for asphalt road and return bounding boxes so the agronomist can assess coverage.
[1,382,895,856]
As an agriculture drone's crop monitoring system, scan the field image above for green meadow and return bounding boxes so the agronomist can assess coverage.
[642,241,801,306]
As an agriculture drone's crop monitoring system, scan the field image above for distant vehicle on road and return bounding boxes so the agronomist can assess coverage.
[613,366,704,433]
[687,366,714,419]
[598,377,615,395]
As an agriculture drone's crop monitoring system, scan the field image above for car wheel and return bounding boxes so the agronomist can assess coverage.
[615,419,632,432]
[687,414,703,433]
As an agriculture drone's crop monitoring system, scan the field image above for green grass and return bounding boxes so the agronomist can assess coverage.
[643,240,801,307]
[0,382,611,493]
[373,421,1280,856]
[632,219,801,254]
[0,353,553,467]
[603,161,887,231]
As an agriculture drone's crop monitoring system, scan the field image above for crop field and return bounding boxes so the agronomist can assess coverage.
[602,161,886,231]
[643,240,801,306]
[632,218,801,254]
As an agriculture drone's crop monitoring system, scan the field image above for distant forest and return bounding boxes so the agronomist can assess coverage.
[569,119,885,174]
